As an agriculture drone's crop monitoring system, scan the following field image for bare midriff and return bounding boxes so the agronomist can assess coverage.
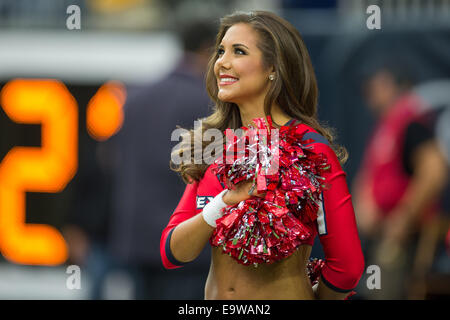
[205,244,315,300]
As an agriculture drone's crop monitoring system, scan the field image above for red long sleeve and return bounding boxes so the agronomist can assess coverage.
[160,165,224,269]
[160,182,199,269]
[311,141,365,292]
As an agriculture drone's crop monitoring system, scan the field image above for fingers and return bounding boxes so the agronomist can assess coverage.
[249,184,266,198]
[234,180,266,199]
[252,188,266,198]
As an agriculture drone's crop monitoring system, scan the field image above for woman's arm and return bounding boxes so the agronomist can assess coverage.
[161,177,262,267]
[312,141,365,299]
[169,211,216,263]
[171,180,265,262]
[313,281,350,300]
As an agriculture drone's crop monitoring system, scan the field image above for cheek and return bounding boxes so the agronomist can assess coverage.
[240,61,268,84]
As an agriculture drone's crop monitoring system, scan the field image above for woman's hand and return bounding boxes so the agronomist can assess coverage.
[222,179,266,206]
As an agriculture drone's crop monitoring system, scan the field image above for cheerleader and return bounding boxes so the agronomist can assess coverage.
[161,11,364,300]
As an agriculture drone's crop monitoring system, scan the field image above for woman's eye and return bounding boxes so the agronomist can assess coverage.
[217,48,246,56]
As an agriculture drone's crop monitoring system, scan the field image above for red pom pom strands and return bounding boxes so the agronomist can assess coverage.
[306,258,325,287]
[210,116,331,266]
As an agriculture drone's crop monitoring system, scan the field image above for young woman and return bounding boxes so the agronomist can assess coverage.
[160,11,364,300]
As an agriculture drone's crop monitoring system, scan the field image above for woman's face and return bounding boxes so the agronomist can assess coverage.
[214,23,272,105]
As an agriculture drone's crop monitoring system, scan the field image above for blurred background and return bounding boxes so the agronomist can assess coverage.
[0,0,449,299]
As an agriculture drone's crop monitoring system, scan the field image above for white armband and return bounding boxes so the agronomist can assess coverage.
[202,189,228,227]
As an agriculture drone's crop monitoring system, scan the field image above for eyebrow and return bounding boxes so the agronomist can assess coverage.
[218,43,249,49]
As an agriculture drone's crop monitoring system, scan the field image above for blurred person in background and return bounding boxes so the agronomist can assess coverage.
[353,61,449,299]
[105,19,217,299]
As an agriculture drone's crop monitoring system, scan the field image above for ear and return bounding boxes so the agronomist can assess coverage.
[269,66,276,80]
[265,65,275,77]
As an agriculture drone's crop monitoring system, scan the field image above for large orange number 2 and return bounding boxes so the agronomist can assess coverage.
[0,79,78,265]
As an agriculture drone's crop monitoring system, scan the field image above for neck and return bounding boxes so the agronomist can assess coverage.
[237,100,291,128]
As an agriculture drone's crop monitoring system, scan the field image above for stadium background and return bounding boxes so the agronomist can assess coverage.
[0,0,449,299]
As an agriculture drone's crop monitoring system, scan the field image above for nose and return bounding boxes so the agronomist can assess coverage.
[216,52,232,70]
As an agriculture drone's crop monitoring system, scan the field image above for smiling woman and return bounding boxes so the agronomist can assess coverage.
[162,11,364,300]
[214,23,274,117]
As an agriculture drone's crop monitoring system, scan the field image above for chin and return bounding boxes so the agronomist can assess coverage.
[217,91,237,103]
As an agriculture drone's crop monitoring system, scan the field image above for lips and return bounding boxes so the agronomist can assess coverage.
[219,74,239,86]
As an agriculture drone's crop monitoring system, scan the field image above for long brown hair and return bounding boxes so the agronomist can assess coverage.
[171,11,347,183]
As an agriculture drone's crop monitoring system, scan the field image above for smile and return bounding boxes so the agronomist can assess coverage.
[219,78,239,86]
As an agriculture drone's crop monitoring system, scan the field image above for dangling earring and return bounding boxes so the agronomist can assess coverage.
[269,74,275,81]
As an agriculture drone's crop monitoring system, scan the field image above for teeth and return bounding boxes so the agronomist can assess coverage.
[221,78,238,82]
